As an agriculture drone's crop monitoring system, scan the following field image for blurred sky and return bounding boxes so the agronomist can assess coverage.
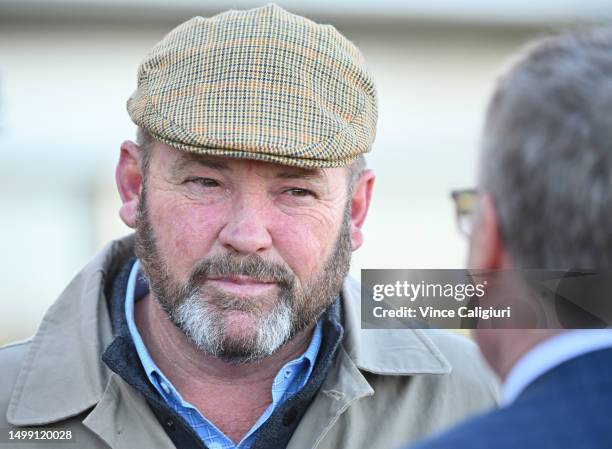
[1,0,611,344]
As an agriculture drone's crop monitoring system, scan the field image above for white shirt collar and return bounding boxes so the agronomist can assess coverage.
[503,329,612,405]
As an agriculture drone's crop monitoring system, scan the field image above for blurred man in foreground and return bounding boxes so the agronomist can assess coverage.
[0,5,496,449]
[410,27,612,449]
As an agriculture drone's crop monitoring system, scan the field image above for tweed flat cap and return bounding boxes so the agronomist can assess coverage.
[127,3,377,168]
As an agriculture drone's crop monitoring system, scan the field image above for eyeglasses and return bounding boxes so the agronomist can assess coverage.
[450,189,477,236]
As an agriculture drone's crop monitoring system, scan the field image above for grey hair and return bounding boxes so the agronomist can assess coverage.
[135,127,154,180]
[347,154,367,190]
[170,289,293,363]
[479,27,612,269]
[135,126,366,189]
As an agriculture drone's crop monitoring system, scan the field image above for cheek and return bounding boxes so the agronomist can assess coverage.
[148,196,225,277]
[271,209,342,281]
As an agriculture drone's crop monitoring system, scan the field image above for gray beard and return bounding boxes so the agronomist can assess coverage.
[170,290,294,363]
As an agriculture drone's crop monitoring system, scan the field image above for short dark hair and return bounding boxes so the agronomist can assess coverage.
[480,27,612,269]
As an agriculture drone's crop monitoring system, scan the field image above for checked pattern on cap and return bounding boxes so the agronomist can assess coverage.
[127,4,377,168]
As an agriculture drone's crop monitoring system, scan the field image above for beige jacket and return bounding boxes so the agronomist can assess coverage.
[1,236,498,449]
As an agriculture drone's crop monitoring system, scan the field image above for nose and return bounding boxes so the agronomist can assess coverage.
[217,193,273,255]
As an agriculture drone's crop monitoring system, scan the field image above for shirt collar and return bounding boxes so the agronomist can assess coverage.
[124,259,158,381]
[503,329,612,405]
[270,318,322,403]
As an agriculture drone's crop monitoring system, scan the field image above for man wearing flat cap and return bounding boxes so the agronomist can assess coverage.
[0,5,496,449]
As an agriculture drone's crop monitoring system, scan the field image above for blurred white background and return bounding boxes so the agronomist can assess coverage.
[1,0,611,344]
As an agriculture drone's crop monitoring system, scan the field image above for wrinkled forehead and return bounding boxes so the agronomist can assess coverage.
[153,142,348,185]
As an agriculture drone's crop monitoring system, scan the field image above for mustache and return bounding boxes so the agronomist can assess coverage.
[186,252,295,289]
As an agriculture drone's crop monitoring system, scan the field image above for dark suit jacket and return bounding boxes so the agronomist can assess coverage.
[408,347,612,449]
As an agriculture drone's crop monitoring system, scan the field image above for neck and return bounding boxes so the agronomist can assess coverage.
[476,329,562,380]
[471,266,562,380]
[134,293,315,444]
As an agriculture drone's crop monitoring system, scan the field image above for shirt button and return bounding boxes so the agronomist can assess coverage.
[165,419,175,431]
[284,369,292,379]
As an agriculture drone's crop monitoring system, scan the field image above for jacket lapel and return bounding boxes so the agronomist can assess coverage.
[287,277,452,448]
[286,344,374,449]
[82,373,176,449]
[6,237,133,426]
[341,276,452,375]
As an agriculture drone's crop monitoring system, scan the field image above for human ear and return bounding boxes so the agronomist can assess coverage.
[116,140,145,229]
[349,169,375,251]
[468,192,506,269]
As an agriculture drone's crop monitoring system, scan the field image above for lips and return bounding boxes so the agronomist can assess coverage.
[206,275,276,296]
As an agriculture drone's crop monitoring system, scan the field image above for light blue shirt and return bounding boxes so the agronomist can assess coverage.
[503,329,612,406]
[125,259,323,449]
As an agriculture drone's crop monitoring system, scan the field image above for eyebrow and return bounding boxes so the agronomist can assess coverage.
[275,168,325,180]
[170,154,326,182]
[171,155,230,175]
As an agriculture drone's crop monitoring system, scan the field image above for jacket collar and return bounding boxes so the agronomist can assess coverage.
[7,235,450,427]
[340,276,451,375]
[6,236,134,426]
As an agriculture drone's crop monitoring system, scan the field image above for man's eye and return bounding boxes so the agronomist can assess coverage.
[186,177,220,187]
[285,188,315,197]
